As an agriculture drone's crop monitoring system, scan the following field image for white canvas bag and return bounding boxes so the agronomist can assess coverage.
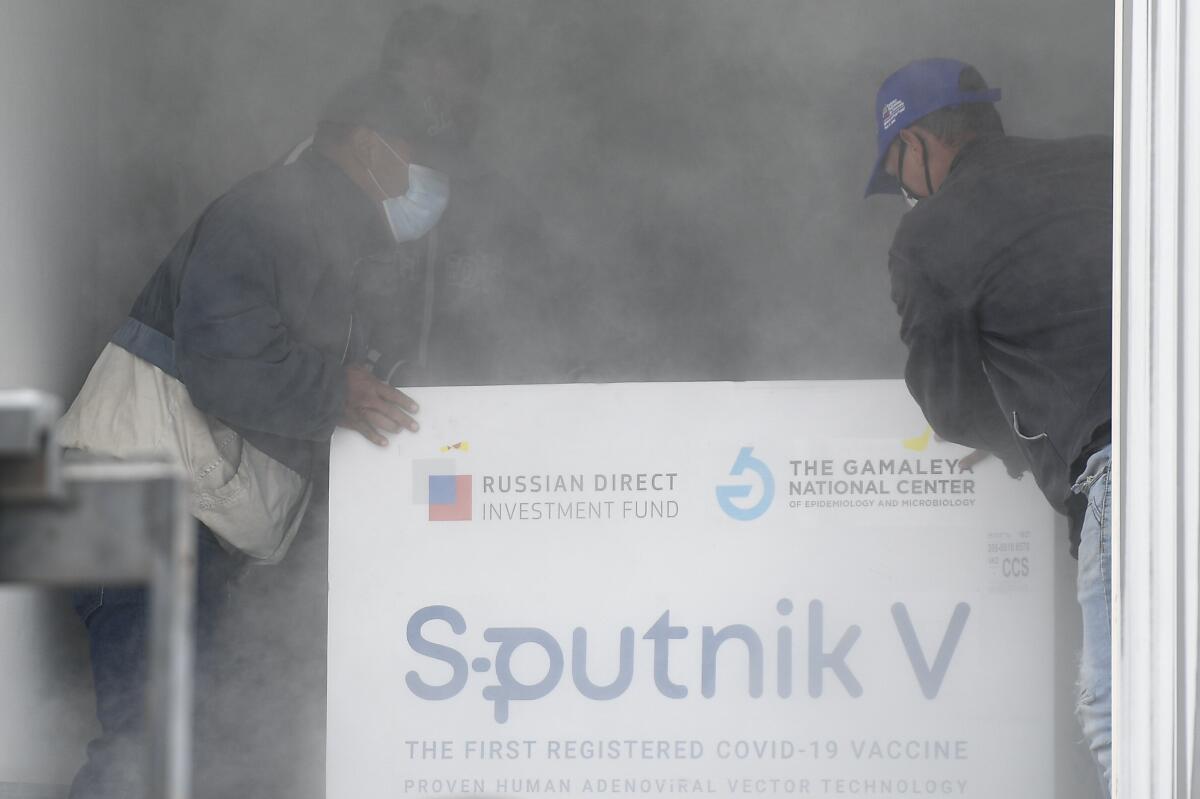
[58,343,311,563]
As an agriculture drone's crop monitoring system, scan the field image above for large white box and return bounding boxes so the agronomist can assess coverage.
[329,381,1055,798]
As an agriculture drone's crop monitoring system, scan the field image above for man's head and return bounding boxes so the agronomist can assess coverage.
[316,72,421,201]
[380,4,493,155]
[316,72,451,242]
[865,58,1004,203]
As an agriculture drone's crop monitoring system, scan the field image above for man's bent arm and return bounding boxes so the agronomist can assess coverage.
[174,209,346,441]
[890,253,1023,468]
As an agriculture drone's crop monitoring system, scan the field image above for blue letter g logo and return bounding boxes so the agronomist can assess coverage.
[716,446,775,521]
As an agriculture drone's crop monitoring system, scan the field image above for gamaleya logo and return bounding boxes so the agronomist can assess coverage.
[716,447,775,521]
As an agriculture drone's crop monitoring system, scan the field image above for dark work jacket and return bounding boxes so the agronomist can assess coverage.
[119,146,576,478]
[115,150,394,477]
[888,134,1112,517]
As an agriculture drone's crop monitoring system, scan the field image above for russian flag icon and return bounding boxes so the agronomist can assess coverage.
[428,475,472,522]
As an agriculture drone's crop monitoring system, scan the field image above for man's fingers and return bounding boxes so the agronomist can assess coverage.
[342,366,419,441]
[375,383,419,414]
[352,418,388,447]
[361,407,401,434]
[960,449,991,468]
[362,399,419,432]
[362,406,418,434]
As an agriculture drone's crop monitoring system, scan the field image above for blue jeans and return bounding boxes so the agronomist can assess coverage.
[69,523,243,799]
[1072,444,1112,798]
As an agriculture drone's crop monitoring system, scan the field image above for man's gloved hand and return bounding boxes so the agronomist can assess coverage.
[959,449,991,470]
[958,448,1027,479]
[929,435,1025,479]
[339,364,420,447]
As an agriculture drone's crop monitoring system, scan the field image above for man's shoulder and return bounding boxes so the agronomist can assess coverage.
[968,135,1112,187]
[213,161,314,218]
[997,133,1112,159]
[198,160,325,246]
[889,133,1113,284]
[887,196,968,286]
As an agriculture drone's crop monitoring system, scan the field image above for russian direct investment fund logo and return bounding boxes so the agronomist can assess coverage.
[413,459,473,522]
[715,446,775,521]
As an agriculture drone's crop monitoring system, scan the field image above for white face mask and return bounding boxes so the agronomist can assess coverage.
[903,190,920,209]
[366,135,450,243]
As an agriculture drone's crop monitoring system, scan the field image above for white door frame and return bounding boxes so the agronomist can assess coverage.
[1114,0,1200,795]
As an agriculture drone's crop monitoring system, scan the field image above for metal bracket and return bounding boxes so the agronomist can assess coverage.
[0,390,195,799]
[0,391,63,502]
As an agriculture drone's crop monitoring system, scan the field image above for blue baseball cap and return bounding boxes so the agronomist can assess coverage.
[865,58,1001,197]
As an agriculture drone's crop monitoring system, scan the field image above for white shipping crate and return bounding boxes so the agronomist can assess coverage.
[328,381,1056,798]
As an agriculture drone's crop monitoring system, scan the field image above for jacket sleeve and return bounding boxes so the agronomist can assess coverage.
[889,250,1026,472]
[173,202,346,441]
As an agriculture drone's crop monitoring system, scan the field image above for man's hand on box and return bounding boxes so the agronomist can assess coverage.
[340,364,419,447]
[960,448,991,470]
[929,433,1000,473]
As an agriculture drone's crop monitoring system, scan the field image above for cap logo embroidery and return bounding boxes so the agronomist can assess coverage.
[882,98,906,130]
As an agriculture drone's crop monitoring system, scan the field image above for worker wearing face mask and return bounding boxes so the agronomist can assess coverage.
[200,9,588,794]
[865,58,1113,796]
[57,72,446,799]
[280,4,583,390]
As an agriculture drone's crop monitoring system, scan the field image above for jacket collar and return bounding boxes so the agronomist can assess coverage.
[946,134,1005,181]
[299,148,394,257]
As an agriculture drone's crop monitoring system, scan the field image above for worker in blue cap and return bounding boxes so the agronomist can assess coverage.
[867,58,1114,796]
